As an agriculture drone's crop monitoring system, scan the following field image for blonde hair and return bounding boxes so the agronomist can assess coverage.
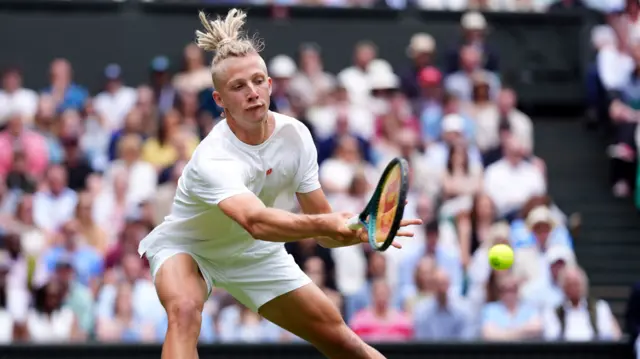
[195,9,264,83]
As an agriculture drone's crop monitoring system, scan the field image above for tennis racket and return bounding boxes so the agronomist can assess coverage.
[345,157,410,251]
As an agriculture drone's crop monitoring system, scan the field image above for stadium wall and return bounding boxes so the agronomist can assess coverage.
[0,342,632,359]
[0,1,601,110]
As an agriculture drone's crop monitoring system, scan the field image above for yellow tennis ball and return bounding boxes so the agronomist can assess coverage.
[488,244,514,270]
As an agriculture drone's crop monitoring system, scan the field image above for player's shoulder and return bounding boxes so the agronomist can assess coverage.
[272,112,313,140]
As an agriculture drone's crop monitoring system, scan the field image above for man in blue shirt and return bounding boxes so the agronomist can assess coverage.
[41,59,88,113]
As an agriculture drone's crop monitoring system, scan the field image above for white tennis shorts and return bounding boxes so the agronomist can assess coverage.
[146,246,311,312]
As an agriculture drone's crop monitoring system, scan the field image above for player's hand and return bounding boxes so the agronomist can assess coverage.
[328,212,422,249]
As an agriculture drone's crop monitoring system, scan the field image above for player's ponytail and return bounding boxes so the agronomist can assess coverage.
[196,9,264,61]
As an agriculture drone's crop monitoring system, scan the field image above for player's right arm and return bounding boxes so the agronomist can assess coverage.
[191,154,354,243]
[218,194,349,242]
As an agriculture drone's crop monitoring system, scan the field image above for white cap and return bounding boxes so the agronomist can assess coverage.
[526,206,556,229]
[546,245,576,265]
[268,55,297,79]
[407,33,436,56]
[369,70,399,91]
[367,59,394,76]
[461,11,487,30]
[441,114,464,133]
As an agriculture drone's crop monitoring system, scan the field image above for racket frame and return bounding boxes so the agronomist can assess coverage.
[356,157,410,252]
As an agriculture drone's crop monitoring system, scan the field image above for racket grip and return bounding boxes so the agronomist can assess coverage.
[345,216,363,230]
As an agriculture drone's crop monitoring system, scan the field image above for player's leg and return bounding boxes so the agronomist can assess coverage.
[153,252,209,359]
[258,282,385,359]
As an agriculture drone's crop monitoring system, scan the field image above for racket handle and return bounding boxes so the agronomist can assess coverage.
[345,216,363,230]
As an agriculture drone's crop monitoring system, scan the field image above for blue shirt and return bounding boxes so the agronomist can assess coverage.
[481,302,539,330]
[414,297,475,340]
[42,84,89,112]
[510,219,574,250]
[398,244,464,302]
[42,246,104,286]
[421,107,475,143]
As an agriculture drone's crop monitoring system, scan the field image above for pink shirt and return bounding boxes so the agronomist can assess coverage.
[350,309,413,342]
[0,130,49,178]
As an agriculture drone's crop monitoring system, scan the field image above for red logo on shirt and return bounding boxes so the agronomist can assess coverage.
[266,168,273,176]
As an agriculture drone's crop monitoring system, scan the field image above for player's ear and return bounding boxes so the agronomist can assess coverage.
[212,90,224,108]
[267,77,272,96]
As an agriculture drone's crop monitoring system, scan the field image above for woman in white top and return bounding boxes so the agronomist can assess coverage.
[26,280,80,343]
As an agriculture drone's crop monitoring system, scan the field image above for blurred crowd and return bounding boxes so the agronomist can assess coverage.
[589,0,640,211]
[0,9,624,345]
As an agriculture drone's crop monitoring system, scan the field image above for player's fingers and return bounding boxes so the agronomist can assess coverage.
[395,231,414,237]
[391,241,402,249]
[400,218,423,227]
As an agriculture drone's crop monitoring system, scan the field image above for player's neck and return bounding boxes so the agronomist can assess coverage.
[227,112,274,146]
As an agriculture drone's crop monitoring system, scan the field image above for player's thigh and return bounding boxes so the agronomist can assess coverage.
[152,251,209,319]
[258,282,362,349]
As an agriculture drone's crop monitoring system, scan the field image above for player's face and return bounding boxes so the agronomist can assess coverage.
[213,54,272,126]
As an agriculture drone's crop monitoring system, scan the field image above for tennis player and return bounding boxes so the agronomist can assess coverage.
[138,9,421,359]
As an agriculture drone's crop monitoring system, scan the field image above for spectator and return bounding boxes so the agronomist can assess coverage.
[153,161,184,225]
[509,196,573,251]
[446,12,499,74]
[316,109,373,165]
[26,279,81,343]
[33,165,78,232]
[96,282,156,343]
[289,43,336,109]
[93,169,130,242]
[5,151,37,194]
[456,193,497,267]
[93,64,138,132]
[0,251,14,343]
[422,92,475,144]
[344,252,390,323]
[398,220,463,305]
[42,59,88,113]
[403,257,438,314]
[372,92,421,155]
[107,108,146,161]
[445,47,501,103]
[39,220,103,288]
[172,44,213,94]
[141,109,197,172]
[286,239,336,290]
[625,282,640,358]
[523,245,575,311]
[80,100,111,172]
[75,192,109,255]
[543,266,622,341]
[467,222,511,305]
[337,41,378,107]
[400,33,437,100]
[416,66,444,131]
[304,257,342,311]
[424,113,483,173]
[481,274,543,341]
[350,279,413,342]
[483,135,546,220]
[513,206,573,290]
[0,234,29,323]
[440,143,483,214]
[319,135,377,195]
[54,255,94,340]
[218,301,275,343]
[414,269,474,340]
[0,111,49,179]
[62,136,94,192]
[149,56,177,114]
[105,135,157,209]
[0,67,38,126]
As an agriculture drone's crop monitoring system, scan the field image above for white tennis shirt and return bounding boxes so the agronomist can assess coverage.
[138,112,321,262]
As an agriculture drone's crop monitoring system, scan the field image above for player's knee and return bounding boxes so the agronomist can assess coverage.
[166,298,203,335]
